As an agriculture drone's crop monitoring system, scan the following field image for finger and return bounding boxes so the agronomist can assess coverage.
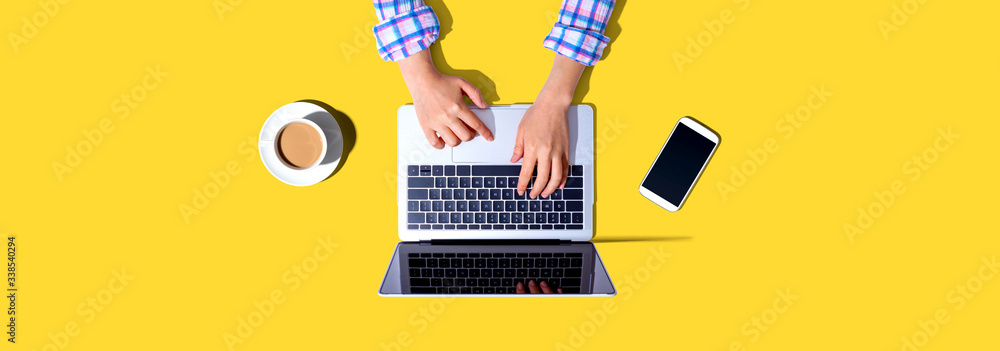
[422,126,445,149]
[540,281,554,294]
[517,154,535,196]
[458,108,494,141]
[528,280,541,294]
[438,127,461,147]
[560,155,569,189]
[458,78,488,109]
[510,126,525,163]
[541,158,563,197]
[516,282,526,294]
[531,155,551,199]
[448,120,475,142]
[557,287,563,294]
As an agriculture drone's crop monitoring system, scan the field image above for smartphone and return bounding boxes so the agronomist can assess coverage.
[638,117,720,212]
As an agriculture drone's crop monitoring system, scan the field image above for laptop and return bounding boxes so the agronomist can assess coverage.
[379,104,615,296]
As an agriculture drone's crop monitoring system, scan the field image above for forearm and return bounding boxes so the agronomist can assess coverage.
[537,54,585,107]
[397,50,439,91]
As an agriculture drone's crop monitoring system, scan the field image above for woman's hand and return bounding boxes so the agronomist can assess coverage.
[398,50,493,148]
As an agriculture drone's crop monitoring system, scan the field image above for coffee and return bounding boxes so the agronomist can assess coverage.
[277,122,323,169]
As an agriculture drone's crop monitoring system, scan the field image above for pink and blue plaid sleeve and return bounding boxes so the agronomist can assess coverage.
[371,0,440,62]
[543,0,616,66]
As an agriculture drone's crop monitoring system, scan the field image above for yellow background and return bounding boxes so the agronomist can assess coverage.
[2,0,998,350]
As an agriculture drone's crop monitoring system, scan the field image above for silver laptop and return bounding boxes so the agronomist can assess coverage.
[379,105,615,296]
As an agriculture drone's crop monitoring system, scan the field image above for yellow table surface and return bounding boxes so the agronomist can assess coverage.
[2,0,998,350]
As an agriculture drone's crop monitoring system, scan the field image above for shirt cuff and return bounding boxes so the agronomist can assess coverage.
[542,0,615,66]
[372,6,440,62]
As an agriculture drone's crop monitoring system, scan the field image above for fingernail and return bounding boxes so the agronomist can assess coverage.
[529,280,536,287]
[518,190,523,196]
[517,282,523,288]
[541,281,548,287]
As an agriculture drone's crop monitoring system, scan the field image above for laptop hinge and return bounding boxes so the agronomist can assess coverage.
[420,239,570,246]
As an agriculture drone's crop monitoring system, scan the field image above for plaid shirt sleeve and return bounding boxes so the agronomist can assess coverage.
[371,0,440,62]
[543,0,616,66]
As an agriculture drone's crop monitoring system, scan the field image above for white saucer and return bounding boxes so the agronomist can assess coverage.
[259,102,343,186]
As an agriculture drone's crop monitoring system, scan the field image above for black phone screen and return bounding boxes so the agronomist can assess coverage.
[641,122,717,205]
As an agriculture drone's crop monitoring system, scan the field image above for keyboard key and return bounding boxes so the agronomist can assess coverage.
[451,213,462,223]
[487,213,498,223]
[447,177,459,188]
[500,213,510,223]
[478,189,489,199]
[432,166,443,176]
[441,189,452,200]
[465,189,476,199]
[548,213,559,224]
[408,213,425,224]
[512,213,522,223]
[420,165,432,175]
[567,224,583,229]
[429,189,440,199]
[502,189,513,199]
[536,213,546,223]
[563,189,583,199]
[408,189,428,199]
[472,177,483,188]
[437,213,448,223]
[409,258,426,267]
[472,165,521,176]
[484,177,495,188]
[490,189,502,199]
[561,213,571,223]
[475,213,485,223]
[445,201,455,211]
[530,201,541,212]
[567,201,583,211]
[445,165,455,176]
[469,201,480,211]
[420,225,430,229]
[496,177,507,188]
[453,189,465,200]
[572,213,583,223]
[426,213,437,223]
[460,177,471,187]
[551,189,562,200]
[408,166,419,176]
[554,201,565,211]
[492,202,504,211]
[433,201,443,211]
[571,165,583,176]
[408,225,418,229]
[463,213,474,223]
[508,177,519,188]
[571,258,582,267]
[435,177,447,188]
[480,201,491,211]
[566,177,583,188]
[505,201,517,212]
[411,287,435,294]
[565,269,582,278]
[408,201,419,211]
[409,177,433,188]
[542,201,553,211]
[457,165,471,176]
[456,201,468,211]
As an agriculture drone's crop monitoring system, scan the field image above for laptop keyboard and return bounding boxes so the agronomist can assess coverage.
[406,165,586,230]
[407,252,584,294]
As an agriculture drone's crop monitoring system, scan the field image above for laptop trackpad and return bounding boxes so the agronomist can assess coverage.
[452,110,520,163]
